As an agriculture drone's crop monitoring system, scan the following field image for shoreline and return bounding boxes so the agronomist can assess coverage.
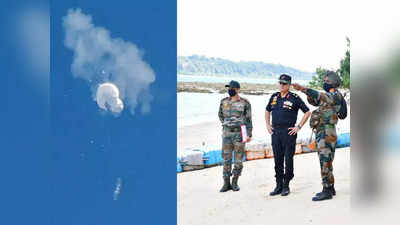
[177,81,350,95]
[178,82,283,95]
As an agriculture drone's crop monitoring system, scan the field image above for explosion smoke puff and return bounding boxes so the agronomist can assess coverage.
[63,8,155,115]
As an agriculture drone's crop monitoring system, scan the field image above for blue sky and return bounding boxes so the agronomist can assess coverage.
[51,1,176,225]
[0,1,50,224]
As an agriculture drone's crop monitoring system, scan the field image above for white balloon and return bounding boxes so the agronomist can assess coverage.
[96,83,124,113]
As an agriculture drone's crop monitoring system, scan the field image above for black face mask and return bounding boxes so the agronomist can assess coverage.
[323,83,334,92]
[228,89,236,97]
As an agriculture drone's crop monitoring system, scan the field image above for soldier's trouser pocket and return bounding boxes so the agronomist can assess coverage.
[310,110,322,129]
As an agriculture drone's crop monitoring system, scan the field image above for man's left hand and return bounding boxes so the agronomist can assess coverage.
[288,127,300,135]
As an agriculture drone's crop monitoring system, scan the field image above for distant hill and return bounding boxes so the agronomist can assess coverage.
[178,55,314,80]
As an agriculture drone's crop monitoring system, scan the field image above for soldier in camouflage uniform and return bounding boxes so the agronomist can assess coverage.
[293,71,344,201]
[218,80,253,192]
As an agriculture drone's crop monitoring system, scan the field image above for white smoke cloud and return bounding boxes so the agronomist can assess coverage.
[63,8,155,115]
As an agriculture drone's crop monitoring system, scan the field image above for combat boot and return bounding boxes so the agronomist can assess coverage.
[281,180,290,196]
[219,177,231,192]
[231,176,240,191]
[312,188,332,201]
[331,184,336,196]
[269,180,283,196]
[315,185,336,197]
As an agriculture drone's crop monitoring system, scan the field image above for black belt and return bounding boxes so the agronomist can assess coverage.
[224,127,241,132]
[273,125,293,129]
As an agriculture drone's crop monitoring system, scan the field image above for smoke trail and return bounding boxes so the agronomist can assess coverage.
[63,8,155,115]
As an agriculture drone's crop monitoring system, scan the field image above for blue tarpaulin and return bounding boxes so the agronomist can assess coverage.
[336,132,350,148]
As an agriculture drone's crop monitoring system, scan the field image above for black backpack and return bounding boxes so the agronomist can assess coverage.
[337,93,347,120]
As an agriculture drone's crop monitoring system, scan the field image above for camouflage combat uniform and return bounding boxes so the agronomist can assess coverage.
[218,96,253,178]
[305,88,343,188]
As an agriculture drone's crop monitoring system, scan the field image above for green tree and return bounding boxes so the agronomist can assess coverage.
[309,67,328,89]
[309,37,350,89]
[337,37,350,89]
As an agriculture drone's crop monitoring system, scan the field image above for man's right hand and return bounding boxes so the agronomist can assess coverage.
[292,83,307,92]
[267,126,274,135]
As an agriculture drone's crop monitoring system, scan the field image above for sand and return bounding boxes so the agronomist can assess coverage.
[178,148,350,225]
[178,122,222,152]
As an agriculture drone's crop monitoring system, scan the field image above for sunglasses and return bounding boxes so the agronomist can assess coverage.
[279,82,289,85]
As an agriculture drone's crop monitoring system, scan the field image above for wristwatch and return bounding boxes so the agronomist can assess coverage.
[296,125,302,129]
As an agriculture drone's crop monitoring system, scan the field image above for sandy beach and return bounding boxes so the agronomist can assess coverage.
[178,86,351,225]
[178,148,350,225]
[178,122,221,151]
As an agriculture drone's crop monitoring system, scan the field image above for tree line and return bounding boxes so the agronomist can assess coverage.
[178,55,315,80]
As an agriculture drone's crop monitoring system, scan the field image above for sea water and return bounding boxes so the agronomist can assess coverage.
[178,92,350,143]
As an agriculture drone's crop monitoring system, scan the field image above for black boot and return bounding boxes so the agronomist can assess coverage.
[281,180,290,196]
[219,177,231,192]
[312,188,333,201]
[315,185,336,197]
[231,176,240,191]
[315,187,327,197]
[269,180,283,196]
[331,185,336,196]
